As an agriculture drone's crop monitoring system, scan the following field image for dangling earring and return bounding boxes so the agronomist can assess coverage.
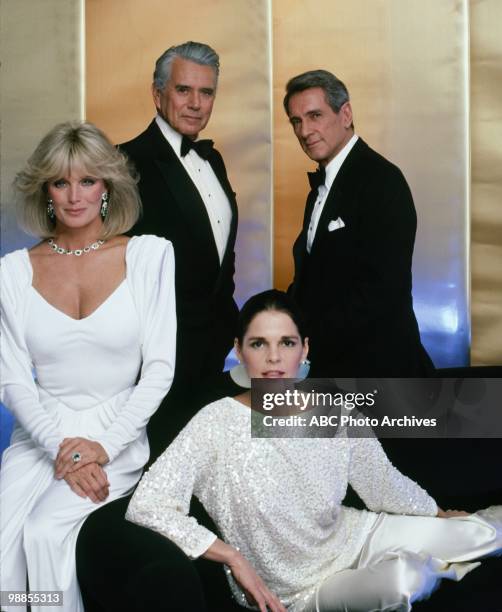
[229,362,251,389]
[100,192,109,219]
[47,199,55,220]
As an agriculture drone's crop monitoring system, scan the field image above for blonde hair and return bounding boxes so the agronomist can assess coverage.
[14,121,141,239]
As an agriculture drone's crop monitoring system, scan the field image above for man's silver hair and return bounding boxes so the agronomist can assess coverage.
[283,69,350,115]
[153,41,220,91]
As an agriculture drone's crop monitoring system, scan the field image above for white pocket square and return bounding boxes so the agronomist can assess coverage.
[328,217,345,232]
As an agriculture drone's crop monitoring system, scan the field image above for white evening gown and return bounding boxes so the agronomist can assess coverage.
[0,235,176,612]
[127,397,502,612]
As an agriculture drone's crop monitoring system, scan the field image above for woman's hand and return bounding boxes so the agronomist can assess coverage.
[64,462,110,503]
[55,437,109,479]
[202,539,286,612]
[437,507,470,518]
[228,551,287,612]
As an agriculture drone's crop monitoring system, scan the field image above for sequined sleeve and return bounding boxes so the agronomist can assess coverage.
[348,437,438,516]
[126,406,218,559]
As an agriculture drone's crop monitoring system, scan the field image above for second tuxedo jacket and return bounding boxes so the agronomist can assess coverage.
[120,120,239,455]
[290,138,434,377]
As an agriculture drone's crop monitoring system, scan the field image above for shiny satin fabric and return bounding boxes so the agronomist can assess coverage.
[303,509,502,611]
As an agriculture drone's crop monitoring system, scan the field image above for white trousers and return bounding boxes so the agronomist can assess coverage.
[304,507,502,612]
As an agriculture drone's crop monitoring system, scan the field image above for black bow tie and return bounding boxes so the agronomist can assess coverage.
[180,135,214,160]
[307,167,326,190]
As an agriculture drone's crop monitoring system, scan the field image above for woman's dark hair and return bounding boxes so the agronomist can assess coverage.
[236,289,307,344]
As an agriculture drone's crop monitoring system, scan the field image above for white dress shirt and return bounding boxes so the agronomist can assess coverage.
[306,134,359,253]
[155,114,232,263]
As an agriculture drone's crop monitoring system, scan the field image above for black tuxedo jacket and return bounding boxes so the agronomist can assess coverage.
[290,138,434,377]
[120,120,239,390]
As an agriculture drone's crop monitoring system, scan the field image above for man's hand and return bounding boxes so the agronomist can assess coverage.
[64,462,110,503]
[55,437,109,479]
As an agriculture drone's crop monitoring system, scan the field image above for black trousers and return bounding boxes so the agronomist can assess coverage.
[77,496,242,612]
[77,372,245,612]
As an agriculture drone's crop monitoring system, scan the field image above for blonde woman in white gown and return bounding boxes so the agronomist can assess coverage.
[127,290,501,612]
[0,121,176,612]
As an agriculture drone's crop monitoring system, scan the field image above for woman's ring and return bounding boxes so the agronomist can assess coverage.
[72,452,82,464]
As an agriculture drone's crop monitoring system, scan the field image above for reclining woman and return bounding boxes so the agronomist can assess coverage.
[127,289,502,612]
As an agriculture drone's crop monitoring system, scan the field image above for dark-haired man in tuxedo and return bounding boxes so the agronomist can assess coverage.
[284,71,502,612]
[284,69,433,377]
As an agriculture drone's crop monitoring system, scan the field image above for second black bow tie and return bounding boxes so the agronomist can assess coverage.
[308,166,326,190]
[181,135,214,160]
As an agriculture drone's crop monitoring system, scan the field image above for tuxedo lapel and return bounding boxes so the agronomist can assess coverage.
[308,138,366,258]
[208,150,238,275]
[294,186,318,276]
[146,121,240,290]
[208,152,236,214]
[149,123,220,266]
[303,185,319,232]
[308,182,346,258]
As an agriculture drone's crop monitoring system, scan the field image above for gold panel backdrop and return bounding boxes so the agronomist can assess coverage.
[0,1,499,455]
[470,0,502,365]
[85,0,273,304]
[0,0,83,453]
[85,0,501,365]
[273,0,471,366]
[273,0,391,290]
[0,0,83,254]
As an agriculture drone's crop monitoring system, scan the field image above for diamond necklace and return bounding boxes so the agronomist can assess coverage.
[48,238,105,256]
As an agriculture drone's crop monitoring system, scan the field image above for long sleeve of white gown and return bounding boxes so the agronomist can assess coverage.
[126,405,218,559]
[348,437,438,516]
[96,236,176,463]
[0,251,63,460]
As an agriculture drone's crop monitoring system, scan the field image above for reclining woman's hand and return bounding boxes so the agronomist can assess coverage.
[437,507,470,518]
[202,538,286,612]
[55,437,109,479]
[64,461,110,503]
[228,551,287,612]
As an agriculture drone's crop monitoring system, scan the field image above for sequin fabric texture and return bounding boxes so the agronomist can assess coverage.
[127,397,437,610]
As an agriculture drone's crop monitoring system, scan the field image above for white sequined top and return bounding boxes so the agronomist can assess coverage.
[127,397,437,610]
